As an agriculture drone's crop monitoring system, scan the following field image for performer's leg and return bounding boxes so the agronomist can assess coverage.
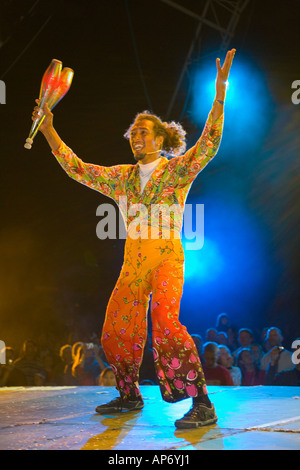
[100,238,152,402]
[150,240,208,403]
[149,239,218,428]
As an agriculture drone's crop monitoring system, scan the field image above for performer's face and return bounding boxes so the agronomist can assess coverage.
[129,119,163,164]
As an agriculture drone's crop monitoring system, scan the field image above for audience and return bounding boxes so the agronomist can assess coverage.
[202,342,234,386]
[72,342,83,362]
[218,345,242,386]
[13,340,46,386]
[250,343,264,369]
[205,328,219,343]
[226,327,239,352]
[72,343,107,385]
[0,347,26,386]
[265,338,300,386]
[216,312,230,332]
[260,327,294,374]
[232,328,254,361]
[217,331,228,346]
[260,327,271,352]
[191,334,203,358]
[52,345,78,386]
[1,313,297,389]
[236,348,265,386]
[98,367,117,386]
[42,351,59,385]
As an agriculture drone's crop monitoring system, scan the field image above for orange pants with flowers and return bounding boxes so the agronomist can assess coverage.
[101,237,207,403]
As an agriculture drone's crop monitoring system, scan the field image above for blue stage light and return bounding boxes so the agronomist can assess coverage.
[181,55,277,330]
[182,236,225,283]
[189,56,273,157]
[180,195,279,329]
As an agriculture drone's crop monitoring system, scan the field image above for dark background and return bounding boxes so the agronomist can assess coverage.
[0,0,299,352]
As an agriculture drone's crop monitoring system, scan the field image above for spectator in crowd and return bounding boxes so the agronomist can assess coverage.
[217,331,228,346]
[265,338,300,386]
[42,351,59,385]
[205,328,219,343]
[1,346,14,366]
[236,348,265,386]
[13,340,46,386]
[72,342,83,362]
[226,326,238,352]
[216,312,230,332]
[250,343,264,369]
[218,345,242,386]
[0,347,26,386]
[260,327,293,374]
[232,328,254,361]
[191,334,203,359]
[97,344,109,365]
[202,342,234,386]
[260,327,271,352]
[72,343,107,385]
[98,367,117,386]
[36,331,57,362]
[53,344,78,386]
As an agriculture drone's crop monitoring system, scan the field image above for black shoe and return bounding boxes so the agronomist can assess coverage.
[95,396,144,414]
[175,403,217,429]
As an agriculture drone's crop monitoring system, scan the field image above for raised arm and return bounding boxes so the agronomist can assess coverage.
[31,100,130,200]
[32,99,62,152]
[212,48,236,122]
[170,49,236,183]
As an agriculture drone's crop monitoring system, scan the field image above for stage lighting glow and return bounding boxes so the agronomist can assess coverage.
[180,195,279,328]
[182,236,225,283]
[190,56,273,157]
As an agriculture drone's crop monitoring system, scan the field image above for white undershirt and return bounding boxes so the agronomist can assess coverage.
[138,158,162,193]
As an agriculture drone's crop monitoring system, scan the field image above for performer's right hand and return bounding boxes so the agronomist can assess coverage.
[32,99,54,134]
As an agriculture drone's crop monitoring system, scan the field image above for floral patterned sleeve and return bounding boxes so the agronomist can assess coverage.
[52,141,131,201]
[171,105,224,185]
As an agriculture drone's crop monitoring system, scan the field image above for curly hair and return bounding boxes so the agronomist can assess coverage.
[124,110,187,156]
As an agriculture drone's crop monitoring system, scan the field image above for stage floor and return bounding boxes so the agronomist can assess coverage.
[0,385,299,451]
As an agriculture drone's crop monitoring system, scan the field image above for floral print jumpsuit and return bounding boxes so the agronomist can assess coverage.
[52,105,223,402]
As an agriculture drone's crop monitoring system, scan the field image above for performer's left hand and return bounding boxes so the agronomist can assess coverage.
[215,48,236,99]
